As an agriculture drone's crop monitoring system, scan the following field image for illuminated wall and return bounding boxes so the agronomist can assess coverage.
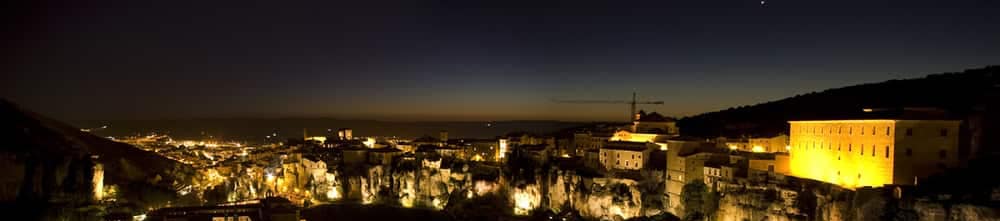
[498,139,508,160]
[599,148,649,170]
[92,163,104,201]
[749,135,789,153]
[788,120,960,189]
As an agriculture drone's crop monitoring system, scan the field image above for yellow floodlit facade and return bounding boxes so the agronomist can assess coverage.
[788,119,960,189]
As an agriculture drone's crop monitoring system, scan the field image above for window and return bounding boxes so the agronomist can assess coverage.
[872,126,876,135]
[940,129,948,137]
[906,128,913,136]
[861,146,864,155]
[616,160,620,165]
[838,144,841,151]
[906,148,913,156]
[886,127,891,136]
[838,127,842,134]
[849,127,853,135]
[768,165,775,172]
[939,150,947,159]
[872,145,876,157]
[848,144,852,152]
[885,146,890,158]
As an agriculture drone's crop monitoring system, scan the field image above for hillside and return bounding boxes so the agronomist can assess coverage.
[0,99,194,217]
[677,66,1000,139]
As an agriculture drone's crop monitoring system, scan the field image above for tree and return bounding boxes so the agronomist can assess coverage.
[681,181,708,220]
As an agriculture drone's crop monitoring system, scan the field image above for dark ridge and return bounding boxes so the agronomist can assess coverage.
[678,66,1000,139]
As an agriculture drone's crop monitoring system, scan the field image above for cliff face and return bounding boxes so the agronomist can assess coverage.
[307,161,658,220]
[710,181,1000,221]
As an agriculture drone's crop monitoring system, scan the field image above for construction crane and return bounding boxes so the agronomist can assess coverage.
[552,92,664,121]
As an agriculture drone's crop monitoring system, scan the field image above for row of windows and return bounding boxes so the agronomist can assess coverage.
[796,143,949,160]
[795,142,891,158]
[796,126,949,137]
[601,152,642,159]
[797,125,891,136]
[609,159,639,167]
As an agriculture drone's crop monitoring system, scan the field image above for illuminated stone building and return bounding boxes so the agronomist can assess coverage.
[722,135,789,153]
[664,137,729,215]
[337,128,353,140]
[411,135,444,147]
[598,141,656,171]
[453,139,498,162]
[573,131,613,154]
[610,130,669,150]
[750,134,789,153]
[788,119,960,188]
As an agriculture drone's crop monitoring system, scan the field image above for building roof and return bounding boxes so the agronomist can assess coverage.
[677,145,728,157]
[602,141,649,151]
[415,144,439,152]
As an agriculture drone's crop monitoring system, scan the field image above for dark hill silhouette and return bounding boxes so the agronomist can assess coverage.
[0,99,194,218]
[678,66,1000,141]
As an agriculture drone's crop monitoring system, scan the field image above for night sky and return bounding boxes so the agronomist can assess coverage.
[5,0,999,122]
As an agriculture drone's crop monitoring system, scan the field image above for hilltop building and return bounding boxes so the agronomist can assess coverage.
[631,111,679,135]
[788,119,961,188]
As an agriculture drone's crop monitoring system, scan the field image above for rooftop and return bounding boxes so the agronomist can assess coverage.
[602,141,649,151]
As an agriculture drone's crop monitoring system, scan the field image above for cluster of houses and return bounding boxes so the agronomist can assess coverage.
[246,108,963,216]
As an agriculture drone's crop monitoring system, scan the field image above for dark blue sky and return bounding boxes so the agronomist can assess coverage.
[5,0,999,121]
